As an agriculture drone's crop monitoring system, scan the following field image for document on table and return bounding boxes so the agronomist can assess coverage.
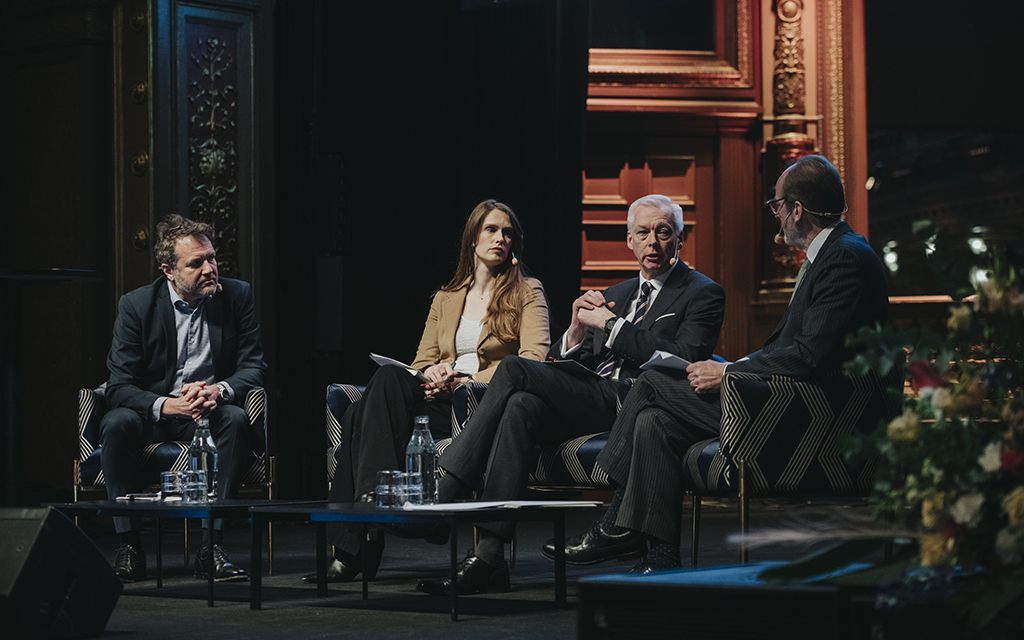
[544,359,602,379]
[639,350,691,372]
[370,352,429,382]
[115,493,163,502]
[401,500,602,511]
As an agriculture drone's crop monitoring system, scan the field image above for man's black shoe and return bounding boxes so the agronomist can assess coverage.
[541,521,645,565]
[193,544,248,582]
[301,533,384,584]
[112,543,146,583]
[416,552,510,596]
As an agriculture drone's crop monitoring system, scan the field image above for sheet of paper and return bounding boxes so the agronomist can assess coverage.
[401,500,602,511]
[639,350,691,372]
[115,493,162,502]
[370,352,429,382]
[544,359,602,379]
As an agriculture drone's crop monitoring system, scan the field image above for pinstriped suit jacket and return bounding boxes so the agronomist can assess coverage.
[729,220,887,379]
[549,261,726,380]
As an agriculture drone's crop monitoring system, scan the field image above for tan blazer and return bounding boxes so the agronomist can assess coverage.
[410,278,550,383]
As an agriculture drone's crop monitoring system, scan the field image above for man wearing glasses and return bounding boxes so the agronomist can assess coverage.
[550,153,889,572]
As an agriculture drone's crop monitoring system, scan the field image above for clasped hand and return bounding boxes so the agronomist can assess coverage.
[566,290,617,348]
[421,363,466,400]
[162,381,218,420]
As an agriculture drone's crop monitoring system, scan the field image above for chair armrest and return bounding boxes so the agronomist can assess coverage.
[326,384,365,484]
[78,386,107,463]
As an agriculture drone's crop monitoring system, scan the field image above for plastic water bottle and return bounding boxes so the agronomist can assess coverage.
[189,417,219,502]
[405,415,438,505]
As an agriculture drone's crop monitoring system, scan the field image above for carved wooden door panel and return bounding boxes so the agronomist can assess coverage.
[113,0,273,299]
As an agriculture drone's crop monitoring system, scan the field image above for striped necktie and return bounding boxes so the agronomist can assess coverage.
[594,281,652,379]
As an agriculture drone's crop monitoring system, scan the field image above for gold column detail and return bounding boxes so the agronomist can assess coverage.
[818,0,847,182]
[773,0,804,114]
[736,0,754,86]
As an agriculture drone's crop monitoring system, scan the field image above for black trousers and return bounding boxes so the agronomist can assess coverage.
[326,365,450,555]
[440,356,620,541]
[596,369,721,544]
[99,403,251,533]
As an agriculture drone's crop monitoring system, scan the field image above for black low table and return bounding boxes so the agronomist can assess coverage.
[248,500,600,620]
[51,499,320,607]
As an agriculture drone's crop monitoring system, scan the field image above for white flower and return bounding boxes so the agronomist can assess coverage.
[978,441,1003,473]
[949,493,985,528]
[995,527,1023,565]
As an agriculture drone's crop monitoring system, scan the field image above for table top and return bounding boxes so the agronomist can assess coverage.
[249,500,601,524]
[48,498,322,519]
[0,268,101,283]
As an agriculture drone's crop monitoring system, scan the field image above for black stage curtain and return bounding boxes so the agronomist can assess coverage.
[273,0,588,498]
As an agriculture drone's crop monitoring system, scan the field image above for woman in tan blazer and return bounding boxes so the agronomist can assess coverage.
[307,199,550,585]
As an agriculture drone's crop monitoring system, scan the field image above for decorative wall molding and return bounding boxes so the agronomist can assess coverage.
[587,0,757,101]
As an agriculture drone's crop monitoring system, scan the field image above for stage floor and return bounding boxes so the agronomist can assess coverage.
[81,497,881,638]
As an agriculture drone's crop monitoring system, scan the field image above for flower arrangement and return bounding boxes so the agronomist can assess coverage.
[837,222,1024,631]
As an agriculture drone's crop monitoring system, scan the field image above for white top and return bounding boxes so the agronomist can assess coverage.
[452,317,481,375]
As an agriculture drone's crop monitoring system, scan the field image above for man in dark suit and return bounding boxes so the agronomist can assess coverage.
[100,214,267,583]
[552,154,889,572]
[416,195,726,596]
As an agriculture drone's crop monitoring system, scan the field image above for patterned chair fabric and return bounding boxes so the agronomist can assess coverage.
[325,381,483,485]
[77,386,270,491]
[682,366,904,497]
[325,379,635,490]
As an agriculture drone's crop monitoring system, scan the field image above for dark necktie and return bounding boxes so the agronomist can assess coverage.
[595,281,652,379]
[791,259,810,301]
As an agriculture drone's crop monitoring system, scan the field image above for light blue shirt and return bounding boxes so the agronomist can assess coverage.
[149,281,230,421]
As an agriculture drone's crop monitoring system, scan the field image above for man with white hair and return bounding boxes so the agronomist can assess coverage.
[417,194,726,596]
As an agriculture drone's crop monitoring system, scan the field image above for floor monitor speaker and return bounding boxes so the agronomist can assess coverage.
[0,506,121,639]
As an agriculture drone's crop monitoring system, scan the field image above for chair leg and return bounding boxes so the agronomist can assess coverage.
[509,533,516,569]
[184,519,190,568]
[738,459,749,564]
[73,461,80,527]
[690,493,701,567]
[268,456,276,575]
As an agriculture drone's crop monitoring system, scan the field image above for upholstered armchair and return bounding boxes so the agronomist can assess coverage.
[681,366,904,565]
[75,385,275,566]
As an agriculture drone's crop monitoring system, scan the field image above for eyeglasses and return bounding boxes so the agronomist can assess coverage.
[765,197,790,215]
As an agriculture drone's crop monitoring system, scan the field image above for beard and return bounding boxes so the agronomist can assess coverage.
[176,273,218,301]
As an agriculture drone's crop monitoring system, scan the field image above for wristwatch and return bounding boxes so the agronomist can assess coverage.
[604,317,618,333]
[216,382,230,403]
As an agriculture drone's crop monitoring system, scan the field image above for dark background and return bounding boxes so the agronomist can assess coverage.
[0,0,1020,504]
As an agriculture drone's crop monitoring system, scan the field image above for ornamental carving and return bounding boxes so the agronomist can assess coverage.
[187,34,239,277]
[773,0,805,114]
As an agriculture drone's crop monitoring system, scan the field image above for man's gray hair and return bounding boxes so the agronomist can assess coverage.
[627,195,684,235]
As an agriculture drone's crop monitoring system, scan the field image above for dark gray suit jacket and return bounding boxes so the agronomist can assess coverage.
[105,276,267,419]
[729,220,888,378]
[548,262,726,379]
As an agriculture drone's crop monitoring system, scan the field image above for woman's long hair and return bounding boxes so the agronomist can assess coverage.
[441,199,529,343]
